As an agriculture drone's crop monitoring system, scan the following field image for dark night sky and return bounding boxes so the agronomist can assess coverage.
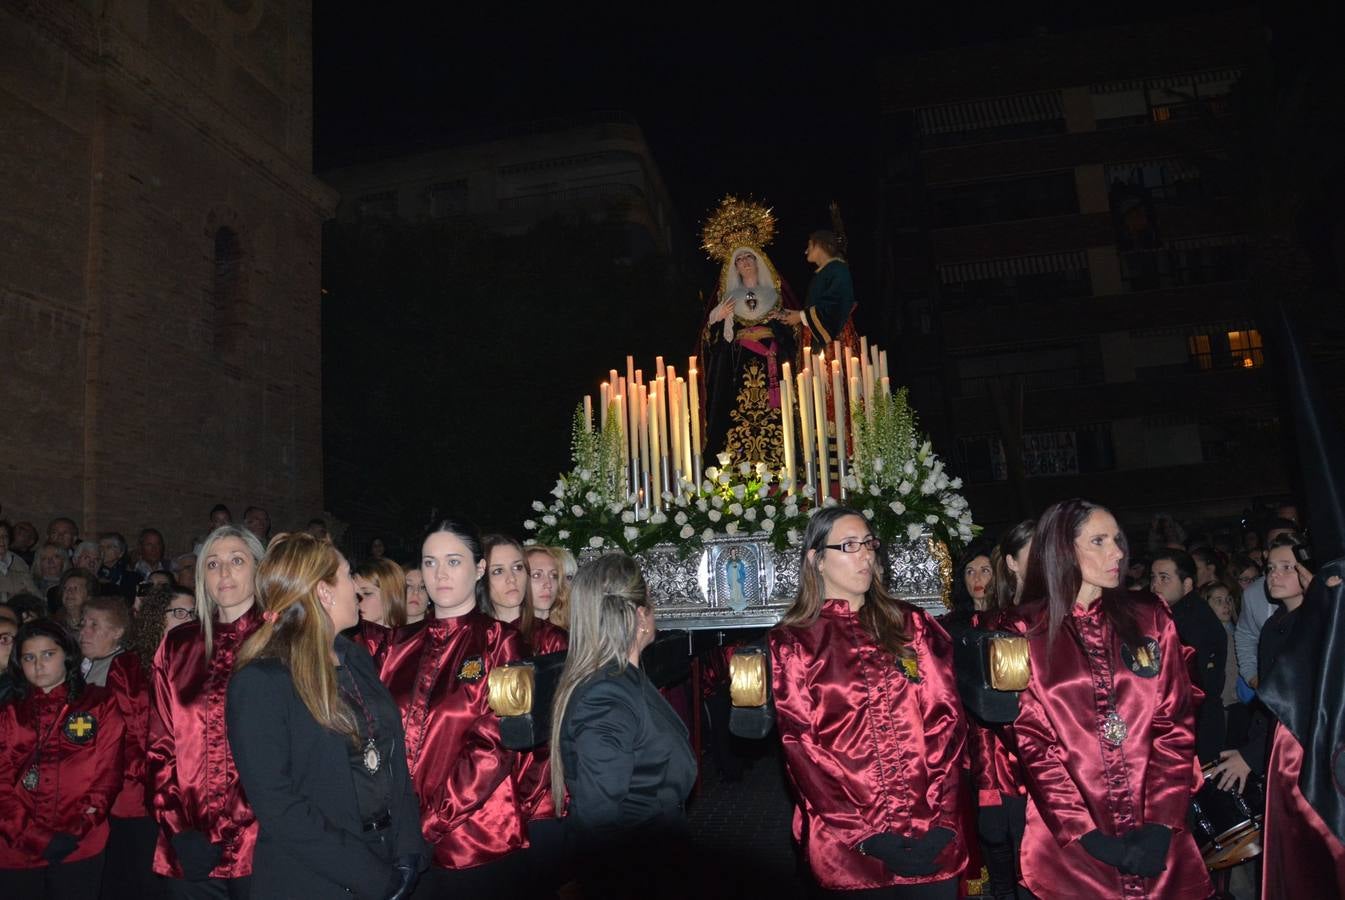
[313,3,1244,293]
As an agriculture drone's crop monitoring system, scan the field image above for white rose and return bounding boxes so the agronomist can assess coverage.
[889,501,906,515]
[802,484,816,499]
[542,515,557,526]
[925,514,939,524]
[579,469,592,482]
[702,528,716,542]
[609,502,624,514]
[903,460,916,476]
[761,519,775,532]
[787,528,801,546]
[936,473,949,490]
[757,485,769,499]
[863,508,875,519]
[551,482,566,498]
[650,512,667,525]
[743,508,757,521]
[897,481,912,496]
[732,484,746,500]
[523,520,537,530]
[906,523,923,541]
[702,480,714,493]
[739,462,751,475]
[572,505,585,517]
[558,530,570,540]
[680,524,695,539]
[950,477,963,489]
[728,503,743,516]
[755,462,768,477]
[623,526,640,542]
[764,505,776,518]
[920,480,937,496]
[705,466,719,480]
[621,511,635,524]
[717,473,731,486]
[674,511,688,526]
[869,484,881,496]
[696,498,709,512]
[531,500,545,512]
[708,510,722,522]
[589,535,604,548]
[725,521,739,535]
[711,496,724,509]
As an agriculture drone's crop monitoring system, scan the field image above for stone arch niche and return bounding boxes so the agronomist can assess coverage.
[211,223,248,359]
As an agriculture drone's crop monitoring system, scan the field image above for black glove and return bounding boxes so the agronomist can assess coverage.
[42,832,79,863]
[1120,824,1171,878]
[1080,829,1127,869]
[978,802,1009,844]
[861,828,955,877]
[382,853,421,900]
[171,830,223,881]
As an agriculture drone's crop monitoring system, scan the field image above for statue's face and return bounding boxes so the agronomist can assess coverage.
[734,254,758,283]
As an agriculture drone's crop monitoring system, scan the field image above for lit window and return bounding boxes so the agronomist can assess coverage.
[1227,329,1264,368]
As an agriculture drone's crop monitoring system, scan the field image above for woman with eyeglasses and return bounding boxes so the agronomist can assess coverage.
[770,507,968,898]
[147,526,266,898]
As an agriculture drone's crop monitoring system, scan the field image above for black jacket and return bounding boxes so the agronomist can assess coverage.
[226,635,424,900]
[559,662,697,846]
[1170,590,1228,763]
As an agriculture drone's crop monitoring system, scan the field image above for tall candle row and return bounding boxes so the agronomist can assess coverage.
[586,354,706,513]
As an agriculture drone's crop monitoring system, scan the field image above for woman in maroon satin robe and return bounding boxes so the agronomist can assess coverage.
[770,506,968,898]
[483,535,568,657]
[0,619,126,900]
[380,518,528,899]
[1009,499,1210,900]
[970,520,1034,900]
[147,526,266,899]
[353,557,408,671]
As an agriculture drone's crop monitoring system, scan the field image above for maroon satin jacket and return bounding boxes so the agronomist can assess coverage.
[98,651,151,819]
[969,610,1025,807]
[147,607,261,879]
[770,599,968,891]
[381,611,527,869]
[515,618,568,821]
[355,619,394,672]
[0,682,126,868]
[1010,593,1211,899]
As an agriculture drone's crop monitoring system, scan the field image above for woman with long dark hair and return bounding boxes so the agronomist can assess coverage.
[550,553,697,899]
[1010,499,1209,899]
[482,535,567,656]
[379,518,527,899]
[226,533,423,900]
[970,520,1034,900]
[771,506,967,898]
[147,526,266,898]
[0,619,127,899]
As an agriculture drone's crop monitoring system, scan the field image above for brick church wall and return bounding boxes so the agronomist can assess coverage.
[0,0,337,554]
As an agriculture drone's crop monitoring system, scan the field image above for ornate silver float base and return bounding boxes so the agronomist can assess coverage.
[618,532,951,632]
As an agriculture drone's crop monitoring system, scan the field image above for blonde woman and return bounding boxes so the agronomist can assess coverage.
[147,526,265,896]
[550,553,696,899]
[352,558,408,670]
[227,533,423,900]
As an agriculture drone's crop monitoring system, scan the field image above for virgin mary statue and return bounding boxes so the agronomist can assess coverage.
[698,197,799,472]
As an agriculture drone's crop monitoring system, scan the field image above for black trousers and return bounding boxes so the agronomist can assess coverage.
[164,875,252,900]
[814,877,959,899]
[412,855,526,900]
[0,853,106,900]
[99,815,164,900]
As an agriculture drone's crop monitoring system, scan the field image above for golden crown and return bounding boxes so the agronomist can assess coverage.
[700,196,777,261]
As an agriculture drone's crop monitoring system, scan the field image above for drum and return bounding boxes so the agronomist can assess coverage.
[1190,762,1265,869]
